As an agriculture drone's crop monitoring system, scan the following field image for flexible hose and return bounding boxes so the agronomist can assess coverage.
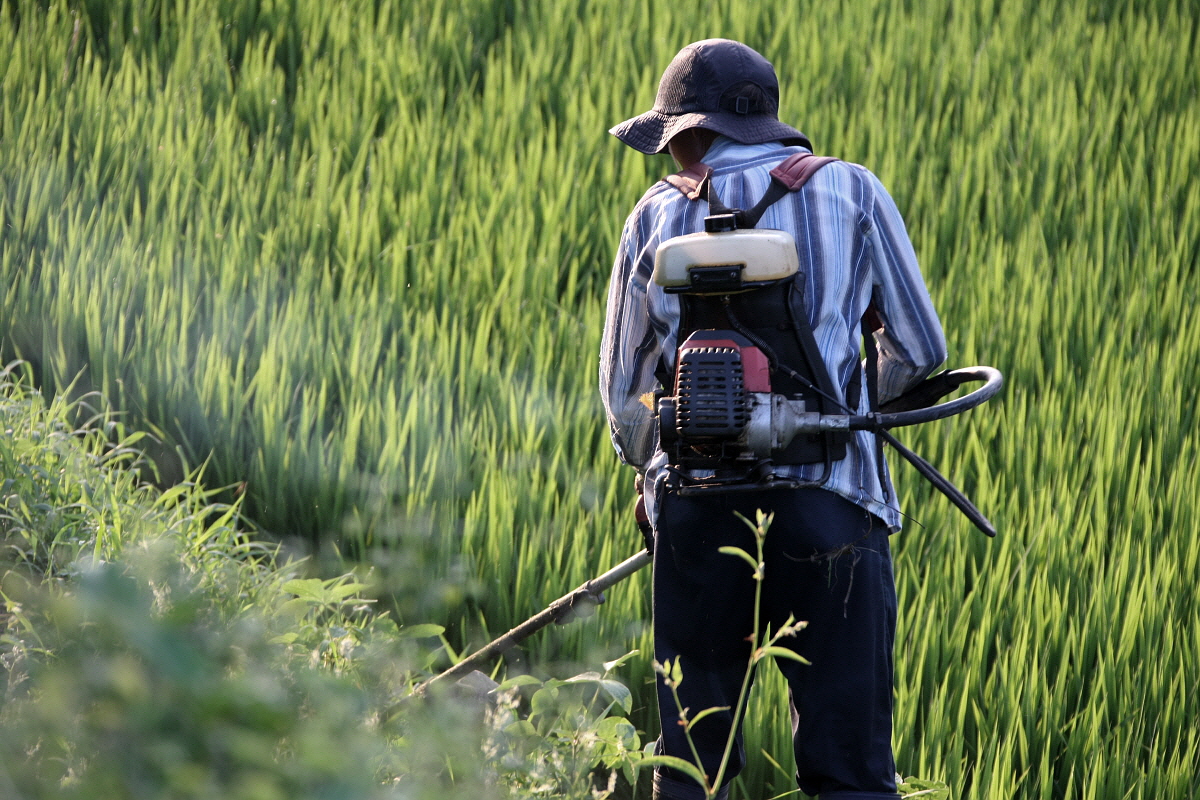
[863,366,1005,429]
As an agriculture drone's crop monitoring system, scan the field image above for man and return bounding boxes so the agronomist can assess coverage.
[599,40,947,800]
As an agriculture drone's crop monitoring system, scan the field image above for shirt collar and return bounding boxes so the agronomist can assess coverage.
[700,136,810,167]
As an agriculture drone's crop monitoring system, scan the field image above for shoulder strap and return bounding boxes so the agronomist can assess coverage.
[661,164,712,200]
[769,153,840,191]
[739,153,840,227]
[661,153,840,227]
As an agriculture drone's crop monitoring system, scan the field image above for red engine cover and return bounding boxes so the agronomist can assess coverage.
[676,331,771,394]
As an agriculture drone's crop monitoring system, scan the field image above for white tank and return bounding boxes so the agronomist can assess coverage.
[652,228,799,291]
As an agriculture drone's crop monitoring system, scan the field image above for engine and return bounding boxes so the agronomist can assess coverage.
[657,330,842,470]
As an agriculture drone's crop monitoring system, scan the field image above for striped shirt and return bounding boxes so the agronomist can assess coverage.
[599,138,947,530]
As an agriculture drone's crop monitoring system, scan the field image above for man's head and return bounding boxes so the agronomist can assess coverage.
[609,39,811,157]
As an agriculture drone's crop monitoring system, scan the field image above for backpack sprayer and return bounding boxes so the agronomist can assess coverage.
[651,218,1003,532]
[415,160,1003,696]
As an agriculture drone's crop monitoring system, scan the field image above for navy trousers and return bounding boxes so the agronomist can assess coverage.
[651,487,900,800]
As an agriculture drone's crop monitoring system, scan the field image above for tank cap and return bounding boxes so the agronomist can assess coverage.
[704,214,738,233]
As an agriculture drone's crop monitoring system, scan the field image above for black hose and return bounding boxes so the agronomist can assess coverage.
[865,367,1004,428]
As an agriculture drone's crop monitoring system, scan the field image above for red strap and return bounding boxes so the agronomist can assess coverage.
[661,163,712,200]
[769,153,840,191]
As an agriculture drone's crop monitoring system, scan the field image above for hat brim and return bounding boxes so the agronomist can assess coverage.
[609,109,811,155]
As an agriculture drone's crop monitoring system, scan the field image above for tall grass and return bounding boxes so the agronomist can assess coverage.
[2,0,1198,797]
[0,363,562,799]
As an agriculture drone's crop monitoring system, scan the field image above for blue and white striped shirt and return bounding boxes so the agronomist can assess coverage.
[599,138,947,530]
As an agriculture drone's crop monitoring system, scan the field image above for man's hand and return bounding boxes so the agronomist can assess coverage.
[878,370,971,414]
[634,492,654,554]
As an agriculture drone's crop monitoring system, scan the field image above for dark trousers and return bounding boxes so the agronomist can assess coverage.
[651,487,900,800]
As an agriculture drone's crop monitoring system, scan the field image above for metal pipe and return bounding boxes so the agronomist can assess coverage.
[413,548,653,696]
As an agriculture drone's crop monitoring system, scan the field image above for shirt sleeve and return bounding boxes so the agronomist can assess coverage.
[599,209,663,472]
[864,174,948,403]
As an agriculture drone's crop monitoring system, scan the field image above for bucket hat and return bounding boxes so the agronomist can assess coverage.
[610,39,811,155]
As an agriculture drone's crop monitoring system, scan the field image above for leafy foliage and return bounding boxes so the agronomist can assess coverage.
[0,367,640,799]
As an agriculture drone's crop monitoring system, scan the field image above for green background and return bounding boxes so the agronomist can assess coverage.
[2,1,1198,797]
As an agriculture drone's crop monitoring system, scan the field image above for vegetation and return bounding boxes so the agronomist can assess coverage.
[0,364,645,797]
[2,0,1198,798]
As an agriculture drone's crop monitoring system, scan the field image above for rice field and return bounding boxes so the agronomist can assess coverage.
[2,0,1198,797]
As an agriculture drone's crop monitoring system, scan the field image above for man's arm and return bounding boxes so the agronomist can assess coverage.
[599,214,663,472]
[864,174,948,403]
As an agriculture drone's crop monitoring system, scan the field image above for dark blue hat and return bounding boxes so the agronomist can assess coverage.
[610,39,812,155]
